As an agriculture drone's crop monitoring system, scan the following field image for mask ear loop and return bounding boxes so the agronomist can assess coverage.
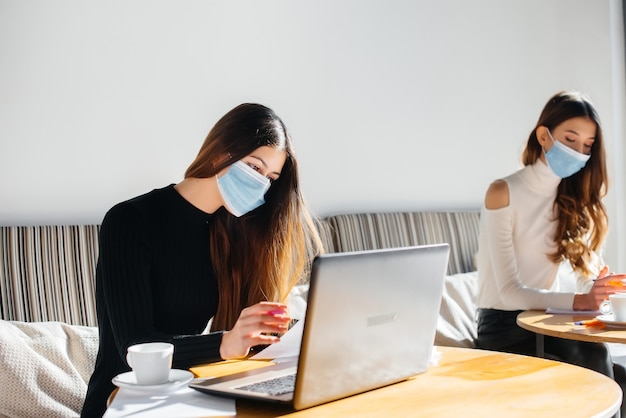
[542,127,562,158]
[546,128,556,144]
[539,127,550,154]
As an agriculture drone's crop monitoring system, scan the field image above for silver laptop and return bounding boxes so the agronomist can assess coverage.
[189,244,449,410]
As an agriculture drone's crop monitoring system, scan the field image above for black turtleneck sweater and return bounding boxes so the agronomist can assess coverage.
[81,185,222,417]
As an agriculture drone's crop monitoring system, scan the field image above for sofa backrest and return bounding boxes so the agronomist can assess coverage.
[323,211,480,275]
[0,211,479,326]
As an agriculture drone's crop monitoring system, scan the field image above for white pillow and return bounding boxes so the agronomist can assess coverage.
[435,271,478,348]
[0,320,98,418]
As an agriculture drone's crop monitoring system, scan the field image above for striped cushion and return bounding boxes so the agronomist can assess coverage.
[325,212,480,275]
[0,226,99,326]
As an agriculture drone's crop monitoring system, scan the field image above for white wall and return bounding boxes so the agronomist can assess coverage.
[1,0,625,270]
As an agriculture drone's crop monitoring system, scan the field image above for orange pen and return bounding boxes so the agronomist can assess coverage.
[574,319,602,326]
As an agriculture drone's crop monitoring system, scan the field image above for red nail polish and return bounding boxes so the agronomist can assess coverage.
[269,309,286,316]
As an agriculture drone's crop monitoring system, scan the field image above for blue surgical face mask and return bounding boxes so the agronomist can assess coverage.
[216,161,271,217]
[543,129,590,178]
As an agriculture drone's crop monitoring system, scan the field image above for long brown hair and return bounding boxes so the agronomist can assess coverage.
[185,103,324,330]
[522,91,608,275]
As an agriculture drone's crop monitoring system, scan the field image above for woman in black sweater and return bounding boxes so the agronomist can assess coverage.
[81,103,323,417]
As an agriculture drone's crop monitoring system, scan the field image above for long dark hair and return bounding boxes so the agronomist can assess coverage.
[185,103,323,330]
[522,91,608,275]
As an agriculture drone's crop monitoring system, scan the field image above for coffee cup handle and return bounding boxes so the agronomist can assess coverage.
[126,353,133,368]
[600,300,612,315]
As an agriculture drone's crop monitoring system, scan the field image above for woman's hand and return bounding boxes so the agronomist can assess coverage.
[219,302,291,360]
[573,266,626,310]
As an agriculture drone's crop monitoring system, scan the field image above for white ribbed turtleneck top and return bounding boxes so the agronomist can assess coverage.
[476,159,599,311]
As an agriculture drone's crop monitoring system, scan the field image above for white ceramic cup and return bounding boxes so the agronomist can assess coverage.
[126,342,174,385]
[600,293,626,321]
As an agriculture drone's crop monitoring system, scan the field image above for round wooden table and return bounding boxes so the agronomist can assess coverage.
[107,346,623,418]
[517,310,626,357]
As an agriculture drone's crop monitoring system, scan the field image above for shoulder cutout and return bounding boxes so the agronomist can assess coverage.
[484,180,509,209]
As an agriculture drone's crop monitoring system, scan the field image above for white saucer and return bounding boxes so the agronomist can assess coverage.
[112,369,194,392]
[596,314,626,327]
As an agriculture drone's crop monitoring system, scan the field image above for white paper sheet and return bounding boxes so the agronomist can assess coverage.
[104,385,235,417]
[250,319,304,360]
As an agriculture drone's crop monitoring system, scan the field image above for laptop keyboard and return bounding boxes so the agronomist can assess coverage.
[234,373,296,396]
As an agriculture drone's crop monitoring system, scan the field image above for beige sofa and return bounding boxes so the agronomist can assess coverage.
[0,211,480,417]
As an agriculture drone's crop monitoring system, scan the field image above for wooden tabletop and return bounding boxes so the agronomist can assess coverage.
[183,346,621,417]
[517,310,626,344]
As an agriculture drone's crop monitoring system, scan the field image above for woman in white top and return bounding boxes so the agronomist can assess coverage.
[476,91,626,391]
